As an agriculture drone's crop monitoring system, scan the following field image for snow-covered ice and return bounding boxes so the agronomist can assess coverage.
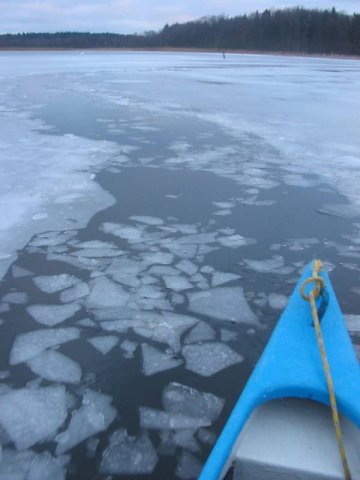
[100,429,158,475]
[27,350,82,384]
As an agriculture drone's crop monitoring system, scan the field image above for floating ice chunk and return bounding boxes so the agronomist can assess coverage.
[197,428,217,445]
[139,407,210,430]
[75,240,117,249]
[220,329,237,342]
[177,233,217,244]
[101,222,143,243]
[244,255,284,273]
[163,382,224,422]
[12,265,33,278]
[212,201,235,209]
[120,340,137,358]
[214,209,232,216]
[317,204,360,220]
[10,327,80,364]
[141,344,182,376]
[1,291,28,304]
[141,251,174,265]
[60,282,90,303]
[171,293,186,306]
[174,430,200,452]
[162,311,199,334]
[187,287,257,325]
[148,265,179,276]
[87,276,130,308]
[27,451,66,480]
[33,274,78,294]
[56,390,116,454]
[218,235,254,248]
[27,303,81,326]
[0,449,36,479]
[130,215,163,226]
[28,350,81,384]
[184,322,216,344]
[176,451,202,480]
[0,370,9,379]
[175,224,198,234]
[163,242,198,258]
[100,320,129,334]
[30,231,76,247]
[344,315,360,335]
[72,248,123,258]
[200,265,214,274]
[0,386,67,449]
[76,317,96,328]
[211,271,241,287]
[88,336,119,355]
[268,293,288,310]
[100,429,158,475]
[182,343,243,377]
[163,276,193,292]
[86,437,100,457]
[175,259,198,276]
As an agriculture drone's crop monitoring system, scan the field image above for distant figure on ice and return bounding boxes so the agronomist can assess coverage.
[222,52,226,59]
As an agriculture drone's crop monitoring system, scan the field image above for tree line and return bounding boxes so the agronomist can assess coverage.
[1,7,359,55]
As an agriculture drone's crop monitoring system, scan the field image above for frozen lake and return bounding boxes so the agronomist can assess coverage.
[0,51,360,479]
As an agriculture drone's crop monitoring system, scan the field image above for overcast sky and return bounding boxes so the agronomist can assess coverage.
[1,0,359,34]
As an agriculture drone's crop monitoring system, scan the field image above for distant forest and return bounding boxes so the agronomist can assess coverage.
[1,7,360,55]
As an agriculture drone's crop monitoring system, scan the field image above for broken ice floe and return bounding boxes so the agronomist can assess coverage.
[0,386,67,449]
[27,350,82,384]
[0,449,66,480]
[139,408,211,430]
[188,287,257,325]
[130,215,163,225]
[10,327,80,364]
[141,344,182,376]
[60,281,90,303]
[33,274,79,294]
[87,276,130,308]
[176,259,198,276]
[244,255,294,275]
[100,429,158,475]
[182,342,243,376]
[344,315,360,336]
[268,293,288,310]
[120,339,137,358]
[217,235,254,248]
[211,271,241,287]
[163,275,193,291]
[1,291,28,304]
[56,390,116,454]
[184,322,216,344]
[176,451,202,480]
[88,336,119,355]
[27,303,81,326]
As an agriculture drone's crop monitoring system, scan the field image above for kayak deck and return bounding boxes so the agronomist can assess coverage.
[232,398,360,480]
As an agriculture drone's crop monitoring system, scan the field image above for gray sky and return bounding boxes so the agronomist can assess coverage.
[1,0,359,34]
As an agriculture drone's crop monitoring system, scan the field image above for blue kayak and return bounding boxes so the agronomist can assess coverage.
[199,261,360,480]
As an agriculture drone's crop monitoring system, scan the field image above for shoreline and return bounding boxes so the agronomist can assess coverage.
[0,46,359,60]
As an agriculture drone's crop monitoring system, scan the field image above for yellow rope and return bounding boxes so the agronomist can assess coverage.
[300,259,351,480]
